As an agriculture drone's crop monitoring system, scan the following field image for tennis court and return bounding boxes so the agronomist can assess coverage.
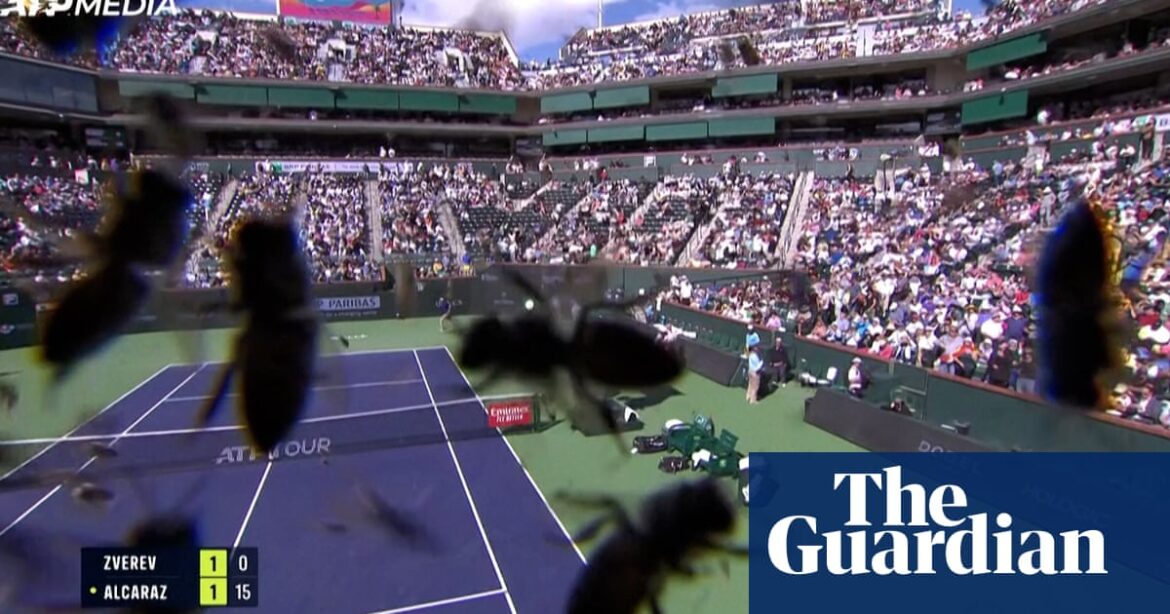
[0,347,585,613]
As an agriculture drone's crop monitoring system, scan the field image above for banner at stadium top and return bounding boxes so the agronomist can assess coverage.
[278,0,392,24]
[1156,113,1170,133]
[175,0,276,13]
[175,0,391,24]
[257,160,412,174]
[747,453,1170,613]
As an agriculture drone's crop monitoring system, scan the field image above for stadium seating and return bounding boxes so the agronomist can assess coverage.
[0,0,1121,89]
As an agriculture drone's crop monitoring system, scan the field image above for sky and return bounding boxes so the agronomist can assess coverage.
[400,0,990,62]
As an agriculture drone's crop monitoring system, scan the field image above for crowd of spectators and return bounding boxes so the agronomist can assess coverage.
[0,0,1123,91]
[660,142,1170,426]
[0,175,102,280]
[380,164,454,258]
[540,179,650,264]
[301,173,378,283]
[607,174,721,265]
[690,172,794,268]
[185,171,299,287]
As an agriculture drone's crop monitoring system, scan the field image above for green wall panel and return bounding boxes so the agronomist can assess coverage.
[197,84,268,106]
[118,80,195,99]
[587,125,645,143]
[593,86,650,110]
[336,89,399,110]
[646,122,708,141]
[458,94,517,114]
[707,117,776,137]
[398,91,459,112]
[712,74,778,98]
[267,87,335,108]
[543,129,589,146]
[541,92,594,114]
[961,90,1029,126]
[967,33,1048,71]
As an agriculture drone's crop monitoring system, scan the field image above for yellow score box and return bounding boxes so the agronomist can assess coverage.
[199,578,228,606]
[200,550,228,578]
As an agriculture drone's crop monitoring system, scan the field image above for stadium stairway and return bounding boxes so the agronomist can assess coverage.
[676,185,740,266]
[210,177,239,228]
[366,177,384,263]
[777,170,815,268]
[438,200,466,261]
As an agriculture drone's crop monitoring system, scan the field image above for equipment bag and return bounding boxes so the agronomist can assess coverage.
[631,435,668,454]
[658,455,691,473]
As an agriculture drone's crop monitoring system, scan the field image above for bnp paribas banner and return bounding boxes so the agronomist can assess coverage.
[278,0,392,24]
[747,453,1170,613]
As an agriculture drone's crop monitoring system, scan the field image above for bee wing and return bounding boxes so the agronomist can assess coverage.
[308,319,353,422]
[314,457,442,552]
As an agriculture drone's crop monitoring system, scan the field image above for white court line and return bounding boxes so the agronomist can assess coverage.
[161,346,451,369]
[0,393,528,446]
[413,350,517,614]
[0,365,207,538]
[440,346,588,565]
[163,378,424,403]
[232,460,273,549]
[365,588,507,614]
[0,364,173,484]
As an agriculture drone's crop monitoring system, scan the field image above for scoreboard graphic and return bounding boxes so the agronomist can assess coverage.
[81,548,258,608]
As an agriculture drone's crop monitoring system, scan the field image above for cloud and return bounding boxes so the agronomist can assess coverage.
[402,0,628,55]
[631,0,724,23]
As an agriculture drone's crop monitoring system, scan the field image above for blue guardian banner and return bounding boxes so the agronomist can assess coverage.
[748,453,1170,613]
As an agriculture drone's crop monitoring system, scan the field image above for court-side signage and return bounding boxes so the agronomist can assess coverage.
[748,453,1170,613]
[318,296,380,314]
[487,400,533,428]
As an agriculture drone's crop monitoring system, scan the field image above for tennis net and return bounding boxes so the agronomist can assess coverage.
[0,392,547,493]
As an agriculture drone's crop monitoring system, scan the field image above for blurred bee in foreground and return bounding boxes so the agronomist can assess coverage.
[454,269,684,445]
[16,12,127,58]
[0,372,17,412]
[194,217,333,455]
[559,478,746,614]
[1035,199,1129,408]
[2,95,202,384]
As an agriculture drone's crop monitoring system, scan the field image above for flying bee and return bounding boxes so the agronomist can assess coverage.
[194,216,341,455]
[4,95,204,383]
[0,373,17,412]
[454,269,684,446]
[1035,199,1129,408]
[559,478,746,614]
[16,13,126,58]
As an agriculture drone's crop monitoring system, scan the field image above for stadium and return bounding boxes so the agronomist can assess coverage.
[0,0,1168,611]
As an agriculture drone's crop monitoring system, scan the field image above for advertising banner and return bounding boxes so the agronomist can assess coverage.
[317,295,381,320]
[278,0,392,24]
[748,452,1170,613]
[486,400,533,428]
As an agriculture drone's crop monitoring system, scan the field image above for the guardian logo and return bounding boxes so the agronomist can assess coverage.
[768,466,1107,576]
[1,0,178,17]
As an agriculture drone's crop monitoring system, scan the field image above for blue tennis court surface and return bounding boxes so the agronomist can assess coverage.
[0,347,585,613]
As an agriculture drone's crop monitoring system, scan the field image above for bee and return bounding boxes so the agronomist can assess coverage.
[10,95,201,383]
[0,373,17,412]
[193,217,322,455]
[1035,199,1129,408]
[455,270,684,443]
[561,478,746,614]
[17,14,126,58]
